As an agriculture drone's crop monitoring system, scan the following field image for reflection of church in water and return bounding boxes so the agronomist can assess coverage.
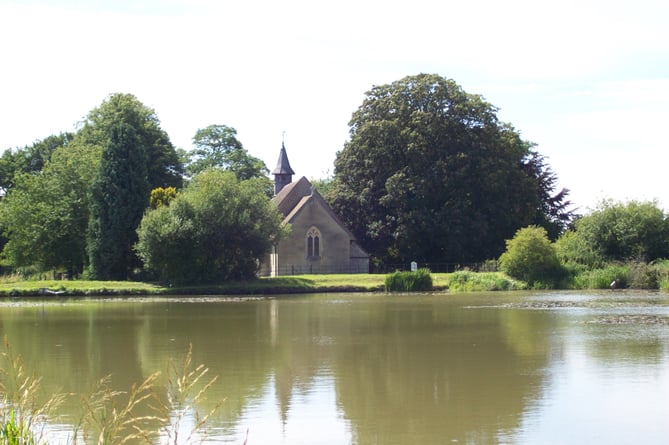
[260,143,369,276]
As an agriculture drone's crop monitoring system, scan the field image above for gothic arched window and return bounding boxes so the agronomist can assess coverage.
[306,227,321,259]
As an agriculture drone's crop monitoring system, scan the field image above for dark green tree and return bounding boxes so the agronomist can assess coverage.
[330,74,570,264]
[88,122,149,280]
[135,169,286,285]
[76,93,183,189]
[522,149,575,239]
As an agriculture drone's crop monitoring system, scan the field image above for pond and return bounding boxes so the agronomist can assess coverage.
[0,290,667,444]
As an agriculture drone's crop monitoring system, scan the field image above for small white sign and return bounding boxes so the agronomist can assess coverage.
[411,261,417,272]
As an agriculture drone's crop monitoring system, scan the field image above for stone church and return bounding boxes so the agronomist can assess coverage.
[260,144,369,276]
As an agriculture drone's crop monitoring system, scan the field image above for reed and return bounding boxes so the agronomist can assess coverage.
[159,344,222,445]
[0,339,224,445]
[384,268,433,292]
[0,337,65,445]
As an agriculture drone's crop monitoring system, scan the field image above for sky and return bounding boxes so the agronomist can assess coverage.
[1,0,667,212]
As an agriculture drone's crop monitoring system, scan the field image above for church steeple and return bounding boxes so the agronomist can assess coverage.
[272,142,295,195]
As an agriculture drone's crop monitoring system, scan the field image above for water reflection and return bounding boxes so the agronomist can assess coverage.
[0,291,667,444]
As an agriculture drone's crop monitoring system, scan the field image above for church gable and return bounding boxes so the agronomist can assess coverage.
[260,143,369,276]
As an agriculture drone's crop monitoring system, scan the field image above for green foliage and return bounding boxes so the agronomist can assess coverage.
[521,151,575,239]
[76,93,183,189]
[186,125,269,182]
[384,268,433,292]
[0,133,72,194]
[572,261,669,290]
[135,170,286,285]
[446,270,527,292]
[554,229,606,269]
[499,226,563,288]
[0,410,36,445]
[310,174,335,199]
[572,264,629,289]
[655,260,669,290]
[559,199,669,266]
[0,143,100,275]
[330,73,571,265]
[88,122,150,280]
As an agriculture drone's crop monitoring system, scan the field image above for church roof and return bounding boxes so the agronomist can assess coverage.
[272,176,358,241]
[272,143,295,175]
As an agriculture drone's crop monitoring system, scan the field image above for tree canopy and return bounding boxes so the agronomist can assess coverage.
[75,93,183,190]
[0,142,100,274]
[0,93,185,278]
[186,125,269,180]
[135,169,286,285]
[555,199,669,266]
[329,73,572,265]
[0,133,73,194]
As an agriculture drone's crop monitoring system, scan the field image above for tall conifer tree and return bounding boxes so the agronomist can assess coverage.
[88,122,149,279]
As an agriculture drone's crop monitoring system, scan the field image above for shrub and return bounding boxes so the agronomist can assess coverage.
[499,226,564,288]
[384,268,433,292]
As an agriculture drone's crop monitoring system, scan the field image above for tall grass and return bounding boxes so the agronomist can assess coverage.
[384,269,433,292]
[0,338,223,444]
[446,271,527,292]
[0,338,65,445]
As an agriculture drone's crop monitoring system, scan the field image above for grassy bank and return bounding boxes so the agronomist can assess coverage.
[0,274,388,297]
[0,271,531,297]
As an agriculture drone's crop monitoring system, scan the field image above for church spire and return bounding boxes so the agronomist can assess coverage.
[272,142,295,195]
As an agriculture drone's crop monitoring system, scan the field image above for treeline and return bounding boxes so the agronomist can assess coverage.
[1,75,665,287]
[0,93,283,283]
[498,201,669,289]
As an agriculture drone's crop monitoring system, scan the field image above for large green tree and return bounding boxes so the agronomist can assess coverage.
[135,169,286,285]
[76,93,183,190]
[0,142,100,274]
[186,125,268,180]
[88,122,150,280]
[330,74,571,264]
[555,199,669,266]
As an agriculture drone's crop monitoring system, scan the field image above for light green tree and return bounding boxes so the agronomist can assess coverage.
[0,143,100,275]
[187,125,269,181]
[135,169,286,285]
[555,199,669,266]
[499,226,563,287]
[0,133,73,194]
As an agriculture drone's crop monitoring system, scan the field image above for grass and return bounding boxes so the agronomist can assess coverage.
[445,271,527,292]
[0,274,389,297]
[0,338,222,445]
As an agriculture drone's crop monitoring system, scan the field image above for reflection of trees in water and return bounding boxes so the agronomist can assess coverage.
[0,297,559,443]
[0,303,148,416]
[324,302,551,444]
